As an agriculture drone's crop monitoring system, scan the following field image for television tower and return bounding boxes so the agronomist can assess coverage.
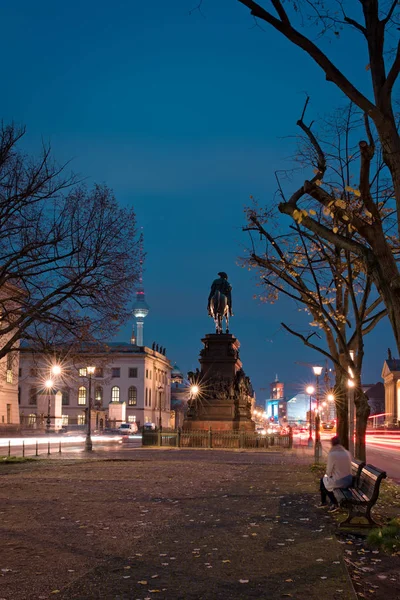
[132,232,149,346]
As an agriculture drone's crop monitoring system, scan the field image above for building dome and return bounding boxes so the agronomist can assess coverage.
[171,364,183,379]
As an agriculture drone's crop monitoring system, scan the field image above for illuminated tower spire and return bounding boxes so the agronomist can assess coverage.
[132,232,149,346]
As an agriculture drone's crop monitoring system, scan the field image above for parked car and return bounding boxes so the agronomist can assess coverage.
[117,422,138,435]
[143,422,156,431]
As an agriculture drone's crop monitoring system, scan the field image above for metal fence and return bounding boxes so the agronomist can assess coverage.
[142,428,293,450]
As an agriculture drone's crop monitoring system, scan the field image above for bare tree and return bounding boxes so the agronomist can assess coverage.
[231,0,400,368]
[243,102,392,458]
[0,124,140,359]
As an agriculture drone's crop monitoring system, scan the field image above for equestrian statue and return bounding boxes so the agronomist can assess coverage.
[207,271,233,334]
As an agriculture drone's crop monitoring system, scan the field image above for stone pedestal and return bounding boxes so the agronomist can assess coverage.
[183,333,255,432]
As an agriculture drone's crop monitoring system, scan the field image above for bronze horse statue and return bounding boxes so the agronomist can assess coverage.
[208,272,233,334]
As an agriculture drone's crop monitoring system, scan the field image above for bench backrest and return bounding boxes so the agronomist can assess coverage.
[351,458,365,487]
[358,464,387,503]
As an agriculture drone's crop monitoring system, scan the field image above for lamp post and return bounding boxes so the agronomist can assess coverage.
[306,385,315,447]
[85,366,96,452]
[45,379,54,433]
[312,366,323,462]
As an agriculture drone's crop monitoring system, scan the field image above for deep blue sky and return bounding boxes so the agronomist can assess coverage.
[1,0,394,400]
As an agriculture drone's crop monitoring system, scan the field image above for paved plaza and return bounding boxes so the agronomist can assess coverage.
[0,448,356,600]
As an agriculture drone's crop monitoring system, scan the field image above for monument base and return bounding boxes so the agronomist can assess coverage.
[183,332,255,433]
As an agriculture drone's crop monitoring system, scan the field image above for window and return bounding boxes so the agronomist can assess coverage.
[30,368,37,377]
[29,386,37,405]
[28,413,36,425]
[77,415,85,425]
[128,415,137,423]
[111,386,120,402]
[62,389,70,406]
[149,389,151,407]
[150,371,152,380]
[18,368,22,377]
[62,415,69,425]
[146,369,148,379]
[18,387,21,405]
[145,388,148,406]
[95,368,103,378]
[112,368,120,378]
[79,368,87,377]
[95,386,103,405]
[129,368,138,378]
[128,386,137,406]
[78,386,87,405]
[6,370,13,384]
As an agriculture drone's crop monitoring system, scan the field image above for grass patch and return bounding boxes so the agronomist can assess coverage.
[309,463,326,476]
[0,456,37,464]
[367,518,400,554]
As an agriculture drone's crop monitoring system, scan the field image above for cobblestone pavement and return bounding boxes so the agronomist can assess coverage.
[0,449,356,600]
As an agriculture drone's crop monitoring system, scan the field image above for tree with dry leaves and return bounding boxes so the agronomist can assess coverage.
[244,102,392,458]
[0,123,140,361]
[232,1,400,385]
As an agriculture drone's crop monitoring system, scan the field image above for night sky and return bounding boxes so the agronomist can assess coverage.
[1,1,394,401]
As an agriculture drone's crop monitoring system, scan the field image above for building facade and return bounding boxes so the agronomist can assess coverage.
[19,343,172,430]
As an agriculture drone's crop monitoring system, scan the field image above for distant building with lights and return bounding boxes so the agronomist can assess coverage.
[270,374,284,399]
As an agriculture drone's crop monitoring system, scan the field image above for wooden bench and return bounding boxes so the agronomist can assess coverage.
[333,463,387,528]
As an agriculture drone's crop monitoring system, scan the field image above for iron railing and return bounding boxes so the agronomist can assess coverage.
[142,428,293,449]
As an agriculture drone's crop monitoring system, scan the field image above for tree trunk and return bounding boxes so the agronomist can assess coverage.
[354,389,370,462]
[334,380,348,450]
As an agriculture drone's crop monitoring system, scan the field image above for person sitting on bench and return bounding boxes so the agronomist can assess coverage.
[318,436,353,513]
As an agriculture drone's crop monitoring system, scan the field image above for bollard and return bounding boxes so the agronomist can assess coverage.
[59,440,62,454]
[8,440,11,457]
[22,441,25,457]
[36,441,39,457]
[47,441,50,455]
[288,426,293,449]
[208,427,213,449]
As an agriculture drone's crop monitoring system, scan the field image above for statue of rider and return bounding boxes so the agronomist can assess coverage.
[207,272,233,316]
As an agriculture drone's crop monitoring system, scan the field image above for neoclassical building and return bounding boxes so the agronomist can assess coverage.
[19,341,172,430]
[381,358,400,427]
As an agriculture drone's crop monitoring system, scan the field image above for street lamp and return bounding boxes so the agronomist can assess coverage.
[306,385,315,447]
[85,366,96,452]
[45,379,54,432]
[312,365,323,462]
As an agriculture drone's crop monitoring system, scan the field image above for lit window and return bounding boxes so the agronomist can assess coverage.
[79,368,87,377]
[95,386,103,405]
[62,415,68,425]
[129,368,137,378]
[77,415,85,425]
[78,386,87,405]
[128,415,137,423]
[112,368,120,378]
[6,370,13,383]
[28,413,36,425]
[128,386,137,406]
[29,387,37,405]
[111,386,120,402]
